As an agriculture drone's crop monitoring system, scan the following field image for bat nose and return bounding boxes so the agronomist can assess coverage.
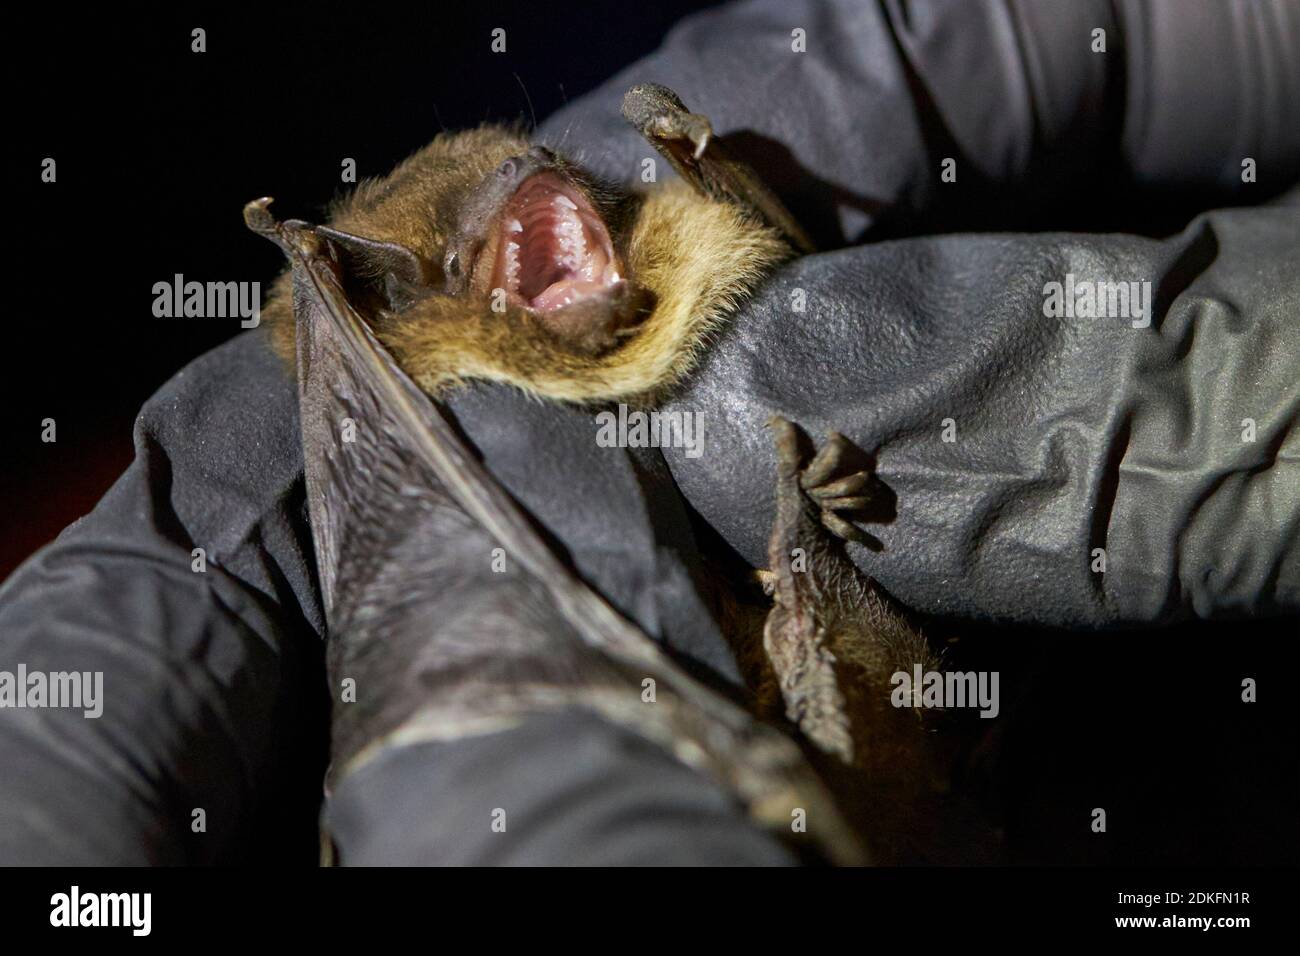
[498,147,554,183]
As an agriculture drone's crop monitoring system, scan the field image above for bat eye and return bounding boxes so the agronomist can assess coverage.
[496,159,517,179]
[445,251,461,277]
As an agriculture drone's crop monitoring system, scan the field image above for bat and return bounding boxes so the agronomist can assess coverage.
[256,84,800,404]
[248,84,972,864]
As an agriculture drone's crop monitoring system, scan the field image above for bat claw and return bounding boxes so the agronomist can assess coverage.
[243,196,279,235]
[623,82,815,254]
[244,197,326,260]
[623,82,714,161]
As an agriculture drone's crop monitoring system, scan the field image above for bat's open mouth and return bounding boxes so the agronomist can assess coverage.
[488,172,621,312]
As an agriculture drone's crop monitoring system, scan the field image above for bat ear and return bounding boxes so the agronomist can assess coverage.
[315,226,437,312]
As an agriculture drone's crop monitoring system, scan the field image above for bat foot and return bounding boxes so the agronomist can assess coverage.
[763,416,865,764]
[768,416,881,551]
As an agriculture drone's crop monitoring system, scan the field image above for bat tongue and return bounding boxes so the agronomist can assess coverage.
[530,273,619,311]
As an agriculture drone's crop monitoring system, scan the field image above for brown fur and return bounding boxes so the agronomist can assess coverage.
[262,125,788,406]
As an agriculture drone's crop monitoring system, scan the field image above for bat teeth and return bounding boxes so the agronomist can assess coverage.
[556,214,587,269]
[504,240,521,291]
[552,194,578,211]
[506,218,523,233]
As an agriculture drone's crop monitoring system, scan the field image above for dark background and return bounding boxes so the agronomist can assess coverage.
[6,0,722,579]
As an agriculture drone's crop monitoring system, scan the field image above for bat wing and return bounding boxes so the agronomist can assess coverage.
[244,199,864,864]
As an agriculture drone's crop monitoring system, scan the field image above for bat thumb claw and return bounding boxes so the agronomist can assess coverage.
[243,197,279,236]
[692,129,710,160]
[244,197,324,261]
